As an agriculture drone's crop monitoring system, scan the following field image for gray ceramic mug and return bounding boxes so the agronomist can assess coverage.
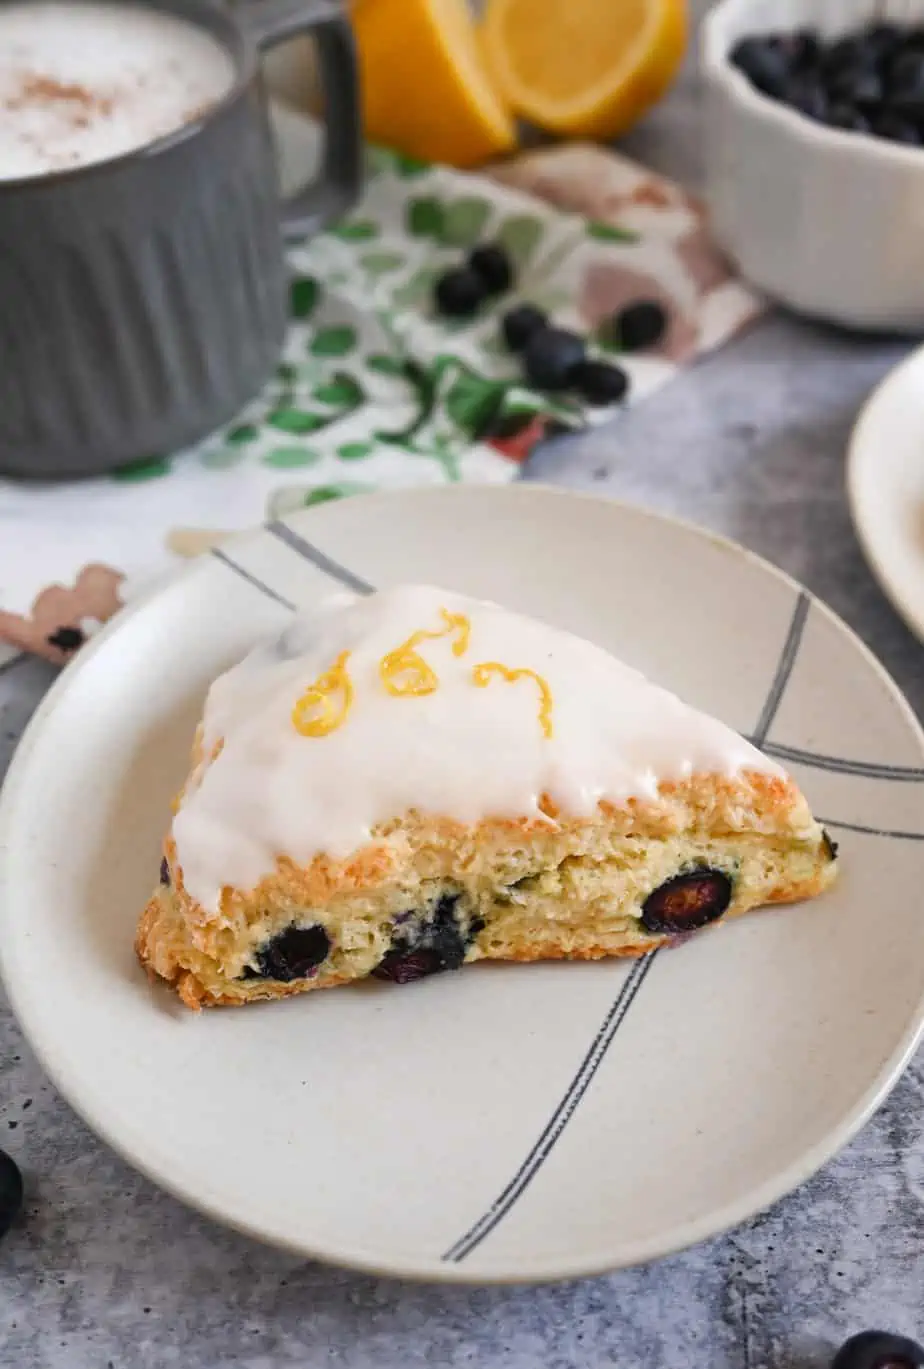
[0,0,361,479]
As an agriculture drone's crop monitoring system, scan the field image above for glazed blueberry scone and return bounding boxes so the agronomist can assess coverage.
[136,584,838,1009]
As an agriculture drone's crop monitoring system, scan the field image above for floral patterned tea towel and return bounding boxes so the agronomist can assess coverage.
[0,112,764,667]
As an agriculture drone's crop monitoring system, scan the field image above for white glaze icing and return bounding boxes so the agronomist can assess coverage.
[172,585,784,911]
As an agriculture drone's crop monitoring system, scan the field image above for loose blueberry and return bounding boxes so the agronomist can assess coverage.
[502,303,549,352]
[641,868,733,936]
[374,894,483,983]
[46,626,85,652]
[613,299,669,353]
[831,1330,924,1369]
[434,267,487,318]
[522,327,586,390]
[827,102,872,134]
[159,857,170,886]
[469,243,514,295]
[872,111,922,144]
[572,359,630,405]
[0,1149,23,1240]
[249,924,331,982]
[730,36,791,97]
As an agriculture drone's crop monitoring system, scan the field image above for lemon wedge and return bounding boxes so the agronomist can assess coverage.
[482,0,687,140]
[352,0,517,168]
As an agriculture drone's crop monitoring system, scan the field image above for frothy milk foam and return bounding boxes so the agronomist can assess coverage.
[0,2,236,181]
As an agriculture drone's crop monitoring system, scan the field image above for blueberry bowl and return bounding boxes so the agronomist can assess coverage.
[703,0,924,331]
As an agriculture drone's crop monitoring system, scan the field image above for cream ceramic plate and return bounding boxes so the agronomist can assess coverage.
[2,486,924,1284]
[848,344,924,644]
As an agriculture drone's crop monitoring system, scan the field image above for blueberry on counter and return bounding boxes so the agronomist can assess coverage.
[469,242,513,295]
[612,299,668,353]
[434,266,487,318]
[572,359,629,405]
[46,625,85,652]
[522,327,586,390]
[831,1330,924,1369]
[502,303,548,352]
[0,1149,23,1240]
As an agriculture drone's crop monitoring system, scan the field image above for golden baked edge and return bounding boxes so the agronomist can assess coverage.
[136,770,838,1010]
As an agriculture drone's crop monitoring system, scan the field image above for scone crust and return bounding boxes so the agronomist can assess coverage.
[136,769,837,1009]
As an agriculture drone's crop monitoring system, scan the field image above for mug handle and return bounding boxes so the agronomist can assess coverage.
[240,0,362,240]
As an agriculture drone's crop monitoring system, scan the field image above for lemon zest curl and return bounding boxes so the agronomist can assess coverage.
[472,661,554,740]
[380,609,471,697]
[292,650,354,737]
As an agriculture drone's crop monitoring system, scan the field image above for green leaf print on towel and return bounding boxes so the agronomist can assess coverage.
[391,265,442,310]
[312,374,364,407]
[309,326,358,358]
[367,353,407,377]
[360,251,406,276]
[587,221,640,244]
[290,276,320,319]
[390,152,429,178]
[445,372,510,438]
[111,455,171,482]
[406,196,444,238]
[439,197,491,247]
[330,219,380,242]
[225,424,259,446]
[267,408,328,435]
[262,447,323,469]
[364,146,394,179]
[376,354,518,448]
[267,481,375,520]
[496,215,544,269]
[200,447,247,470]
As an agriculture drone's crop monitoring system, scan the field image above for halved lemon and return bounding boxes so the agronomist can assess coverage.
[481,0,688,141]
[351,0,517,169]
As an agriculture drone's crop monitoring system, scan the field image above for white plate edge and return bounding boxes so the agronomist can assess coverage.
[1,485,923,1283]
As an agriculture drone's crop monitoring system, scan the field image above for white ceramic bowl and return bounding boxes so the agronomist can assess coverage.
[703,0,924,332]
